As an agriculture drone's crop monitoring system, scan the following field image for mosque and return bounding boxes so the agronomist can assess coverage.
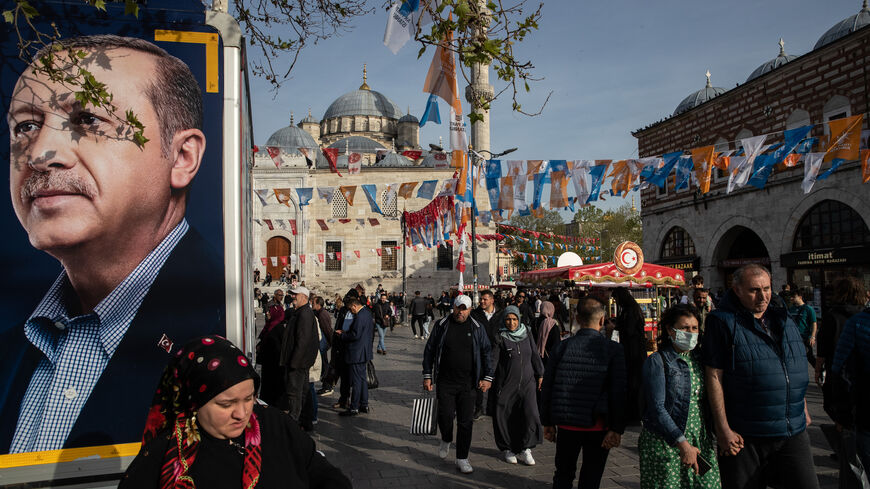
[252,68,498,298]
[634,2,870,307]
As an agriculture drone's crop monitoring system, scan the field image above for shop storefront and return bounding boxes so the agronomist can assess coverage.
[781,245,870,316]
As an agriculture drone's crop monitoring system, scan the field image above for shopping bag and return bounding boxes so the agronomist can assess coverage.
[366,360,379,389]
[410,395,438,436]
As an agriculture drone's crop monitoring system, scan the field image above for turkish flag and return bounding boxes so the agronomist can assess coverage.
[336,252,343,261]
[280,256,289,265]
[266,146,282,168]
[318,254,325,263]
[260,258,267,266]
[354,250,361,258]
[322,148,342,176]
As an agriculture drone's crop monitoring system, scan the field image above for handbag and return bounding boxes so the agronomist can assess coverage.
[410,394,438,436]
[366,360,379,389]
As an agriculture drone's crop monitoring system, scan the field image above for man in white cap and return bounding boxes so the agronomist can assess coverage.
[422,294,494,474]
[279,285,319,421]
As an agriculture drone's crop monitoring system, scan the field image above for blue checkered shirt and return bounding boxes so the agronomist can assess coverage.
[10,219,189,453]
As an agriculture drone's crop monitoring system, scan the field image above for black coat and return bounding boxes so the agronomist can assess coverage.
[341,307,374,364]
[541,328,627,433]
[471,306,505,346]
[0,227,224,453]
[119,404,351,489]
[280,303,319,370]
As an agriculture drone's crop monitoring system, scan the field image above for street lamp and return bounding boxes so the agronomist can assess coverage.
[468,146,517,305]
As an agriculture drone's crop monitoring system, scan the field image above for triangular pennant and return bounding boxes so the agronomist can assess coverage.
[339,185,357,206]
[316,219,329,231]
[273,188,293,207]
[323,147,342,176]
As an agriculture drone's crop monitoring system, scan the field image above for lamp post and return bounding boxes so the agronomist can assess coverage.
[468,146,517,305]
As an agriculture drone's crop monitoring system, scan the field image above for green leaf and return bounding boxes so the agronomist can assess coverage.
[468,111,484,125]
[124,0,139,17]
[3,10,13,23]
[19,0,39,19]
[93,0,106,11]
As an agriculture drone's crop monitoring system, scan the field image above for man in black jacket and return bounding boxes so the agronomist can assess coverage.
[514,292,534,328]
[280,286,319,421]
[541,297,626,489]
[409,290,430,339]
[470,289,503,419]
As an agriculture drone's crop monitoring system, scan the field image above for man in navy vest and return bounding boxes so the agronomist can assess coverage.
[703,264,818,489]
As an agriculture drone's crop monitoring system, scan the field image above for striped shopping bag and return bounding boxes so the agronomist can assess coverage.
[409,395,438,436]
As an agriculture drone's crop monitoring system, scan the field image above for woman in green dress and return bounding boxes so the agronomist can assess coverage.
[639,305,720,489]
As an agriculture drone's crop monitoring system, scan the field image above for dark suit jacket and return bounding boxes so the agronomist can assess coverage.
[279,303,318,370]
[0,227,225,453]
[341,308,374,365]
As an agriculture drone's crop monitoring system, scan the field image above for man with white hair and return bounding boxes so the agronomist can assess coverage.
[280,285,319,421]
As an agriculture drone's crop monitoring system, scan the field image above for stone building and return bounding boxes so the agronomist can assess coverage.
[632,4,870,305]
[252,70,496,299]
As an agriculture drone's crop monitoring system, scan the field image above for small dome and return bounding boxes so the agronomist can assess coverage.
[265,123,319,152]
[327,136,386,153]
[419,151,449,168]
[746,39,798,82]
[375,152,414,167]
[673,71,727,116]
[814,1,870,50]
[399,113,419,124]
[300,109,319,124]
[323,89,403,120]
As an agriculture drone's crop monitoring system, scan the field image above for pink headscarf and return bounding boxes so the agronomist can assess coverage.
[537,301,557,358]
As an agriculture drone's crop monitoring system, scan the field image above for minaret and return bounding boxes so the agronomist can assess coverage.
[464,0,494,154]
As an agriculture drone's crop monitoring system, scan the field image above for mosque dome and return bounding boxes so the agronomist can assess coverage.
[746,39,798,82]
[673,71,727,116]
[322,66,403,120]
[399,113,420,124]
[814,1,870,50]
[376,152,414,167]
[265,116,319,151]
[327,136,386,152]
[299,109,319,124]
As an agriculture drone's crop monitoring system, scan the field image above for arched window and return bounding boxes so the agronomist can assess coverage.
[823,95,851,123]
[786,108,811,130]
[660,226,696,258]
[793,200,869,250]
[381,189,398,217]
[331,189,348,218]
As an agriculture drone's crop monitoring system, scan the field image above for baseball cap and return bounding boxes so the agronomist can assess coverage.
[289,285,310,297]
[454,295,472,309]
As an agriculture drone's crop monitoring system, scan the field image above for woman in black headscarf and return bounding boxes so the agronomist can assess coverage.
[119,335,350,489]
[611,287,647,425]
[489,305,545,466]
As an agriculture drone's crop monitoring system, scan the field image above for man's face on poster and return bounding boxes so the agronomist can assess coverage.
[7,47,188,255]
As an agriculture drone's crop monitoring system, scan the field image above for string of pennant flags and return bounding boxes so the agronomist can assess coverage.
[255,114,870,227]
[499,247,603,266]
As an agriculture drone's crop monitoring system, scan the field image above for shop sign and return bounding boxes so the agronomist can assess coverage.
[781,246,870,268]
[656,257,699,271]
[719,257,771,268]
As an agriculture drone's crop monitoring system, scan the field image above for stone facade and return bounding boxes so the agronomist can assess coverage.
[633,22,870,293]
[253,153,498,299]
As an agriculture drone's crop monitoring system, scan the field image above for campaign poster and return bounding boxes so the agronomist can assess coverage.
[0,0,227,461]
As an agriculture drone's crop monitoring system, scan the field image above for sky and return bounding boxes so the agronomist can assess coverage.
[247,0,866,214]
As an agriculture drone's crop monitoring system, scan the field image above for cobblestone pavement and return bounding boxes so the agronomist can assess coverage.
[282,317,840,488]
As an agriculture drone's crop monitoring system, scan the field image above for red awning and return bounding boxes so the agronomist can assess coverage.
[518,262,685,288]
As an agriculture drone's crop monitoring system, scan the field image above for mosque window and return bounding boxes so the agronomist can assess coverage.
[325,241,342,271]
[332,189,348,218]
[437,243,453,270]
[381,189,398,217]
[660,227,696,258]
[381,241,398,271]
[793,200,869,251]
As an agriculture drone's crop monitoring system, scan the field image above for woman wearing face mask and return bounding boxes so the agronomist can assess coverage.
[120,335,351,489]
[638,305,720,489]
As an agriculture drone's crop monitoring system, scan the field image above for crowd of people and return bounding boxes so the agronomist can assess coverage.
[120,264,869,488]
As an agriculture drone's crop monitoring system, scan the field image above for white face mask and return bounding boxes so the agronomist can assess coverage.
[673,329,698,351]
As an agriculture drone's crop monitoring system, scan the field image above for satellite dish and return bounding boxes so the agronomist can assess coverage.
[557,252,583,267]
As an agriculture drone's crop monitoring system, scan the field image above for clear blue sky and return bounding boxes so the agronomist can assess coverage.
[248,0,864,214]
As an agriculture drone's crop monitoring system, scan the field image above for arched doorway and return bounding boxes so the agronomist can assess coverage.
[266,236,291,280]
[657,226,699,277]
[782,200,870,311]
[714,226,770,288]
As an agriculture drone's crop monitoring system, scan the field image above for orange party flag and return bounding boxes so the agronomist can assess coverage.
[691,146,716,193]
[824,114,863,163]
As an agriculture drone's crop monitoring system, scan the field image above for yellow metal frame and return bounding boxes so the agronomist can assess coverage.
[0,442,139,469]
[154,30,219,93]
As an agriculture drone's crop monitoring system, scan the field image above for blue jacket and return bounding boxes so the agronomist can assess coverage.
[422,315,494,385]
[341,307,374,364]
[541,328,627,433]
[702,290,808,438]
[641,347,705,446]
[832,308,870,430]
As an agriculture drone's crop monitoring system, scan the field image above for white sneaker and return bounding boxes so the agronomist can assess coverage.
[415,334,420,339]
[503,450,517,464]
[516,448,535,466]
[456,458,473,474]
[438,440,450,459]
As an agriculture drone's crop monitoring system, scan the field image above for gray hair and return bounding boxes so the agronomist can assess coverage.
[34,34,203,158]
[732,264,771,288]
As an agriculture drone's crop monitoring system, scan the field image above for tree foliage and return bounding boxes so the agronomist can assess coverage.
[3,0,545,146]
[572,203,642,263]
[502,209,563,272]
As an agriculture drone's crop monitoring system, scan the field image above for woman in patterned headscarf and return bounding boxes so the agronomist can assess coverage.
[119,335,350,489]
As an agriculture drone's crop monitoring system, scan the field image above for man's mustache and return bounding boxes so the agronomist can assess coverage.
[20,171,97,201]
